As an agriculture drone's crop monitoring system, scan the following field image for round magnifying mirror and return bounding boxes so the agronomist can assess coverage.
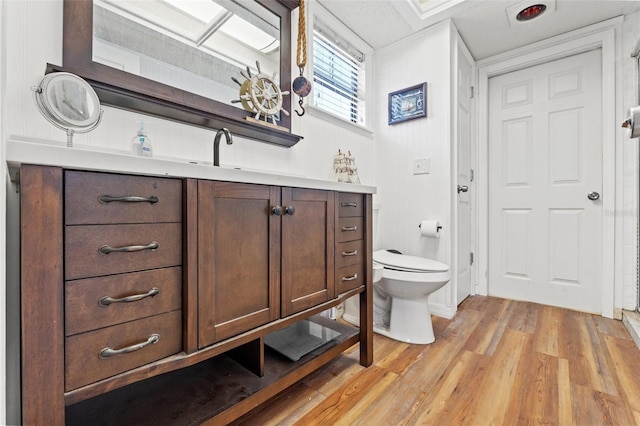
[32,72,103,147]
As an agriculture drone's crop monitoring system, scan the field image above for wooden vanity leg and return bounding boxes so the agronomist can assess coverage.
[228,338,265,377]
[360,194,374,367]
[21,165,65,425]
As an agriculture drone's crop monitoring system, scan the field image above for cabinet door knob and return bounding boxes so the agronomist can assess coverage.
[285,205,296,215]
[272,205,283,216]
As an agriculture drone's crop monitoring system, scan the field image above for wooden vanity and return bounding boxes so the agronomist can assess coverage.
[16,153,374,425]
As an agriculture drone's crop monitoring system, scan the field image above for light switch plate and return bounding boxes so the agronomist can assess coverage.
[413,158,430,175]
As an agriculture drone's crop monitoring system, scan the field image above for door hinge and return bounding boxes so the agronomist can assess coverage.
[470,86,474,99]
[470,169,474,182]
[470,252,474,266]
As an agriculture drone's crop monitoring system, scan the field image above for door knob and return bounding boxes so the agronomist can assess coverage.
[272,205,283,216]
[587,191,600,201]
[457,185,469,193]
[285,205,296,215]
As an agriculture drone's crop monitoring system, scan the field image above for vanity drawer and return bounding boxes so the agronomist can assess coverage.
[336,240,363,269]
[65,171,182,225]
[65,223,182,280]
[65,310,182,391]
[336,263,364,294]
[337,217,364,242]
[338,193,364,217]
[65,267,182,336]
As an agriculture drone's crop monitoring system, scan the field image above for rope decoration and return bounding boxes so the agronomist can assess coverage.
[296,0,307,69]
[293,0,311,116]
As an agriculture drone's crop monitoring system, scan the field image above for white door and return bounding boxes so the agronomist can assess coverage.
[488,49,603,314]
[457,47,473,305]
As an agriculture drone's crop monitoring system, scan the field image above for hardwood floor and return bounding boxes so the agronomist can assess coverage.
[231,296,640,425]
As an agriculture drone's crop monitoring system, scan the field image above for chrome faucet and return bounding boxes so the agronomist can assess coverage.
[213,128,233,166]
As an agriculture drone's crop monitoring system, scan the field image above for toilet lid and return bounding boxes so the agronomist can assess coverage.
[373,250,449,272]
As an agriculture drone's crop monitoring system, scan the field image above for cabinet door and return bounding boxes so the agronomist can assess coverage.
[198,181,280,347]
[281,188,335,316]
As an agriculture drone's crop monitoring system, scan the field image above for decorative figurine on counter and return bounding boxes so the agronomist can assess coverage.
[292,0,311,116]
[329,149,361,184]
[231,60,289,128]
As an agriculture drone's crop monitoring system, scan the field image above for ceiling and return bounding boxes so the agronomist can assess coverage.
[317,0,640,59]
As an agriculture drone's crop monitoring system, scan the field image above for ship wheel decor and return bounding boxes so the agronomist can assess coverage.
[232,60,289,129]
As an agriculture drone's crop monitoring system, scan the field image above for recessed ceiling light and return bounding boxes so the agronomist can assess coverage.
[516,4,547,21]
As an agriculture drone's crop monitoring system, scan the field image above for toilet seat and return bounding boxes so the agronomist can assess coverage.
[373,250,449,273]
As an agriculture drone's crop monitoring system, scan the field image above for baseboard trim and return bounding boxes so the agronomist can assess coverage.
[622,310,640,350]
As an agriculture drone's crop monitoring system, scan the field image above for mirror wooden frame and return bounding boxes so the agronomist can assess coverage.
[58,0,301,147]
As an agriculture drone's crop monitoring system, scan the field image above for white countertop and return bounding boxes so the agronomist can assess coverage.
[6,139,376,194]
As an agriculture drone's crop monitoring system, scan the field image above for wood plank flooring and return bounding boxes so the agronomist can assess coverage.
[231,296,640,425]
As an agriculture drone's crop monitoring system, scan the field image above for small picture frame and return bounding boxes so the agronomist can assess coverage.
[388,82,427,125]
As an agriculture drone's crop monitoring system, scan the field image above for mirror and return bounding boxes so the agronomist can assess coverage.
[93,0,280,111]
[32,72,103,148]
[61,0,300,147]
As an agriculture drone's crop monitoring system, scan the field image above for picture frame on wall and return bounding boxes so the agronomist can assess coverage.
[388,82,427,125]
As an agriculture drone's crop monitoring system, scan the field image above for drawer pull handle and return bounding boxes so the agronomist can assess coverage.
[99,334,160,359]
[341,226,358,232]
[342,250,359,257]
[99,287,160,306]
[342,273,358,282]
[341,202,358,208]
[99,241,159,255]
[99,195,159,204]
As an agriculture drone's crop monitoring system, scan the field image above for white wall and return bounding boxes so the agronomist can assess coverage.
[373,21,456,318]
[0,0,6,423]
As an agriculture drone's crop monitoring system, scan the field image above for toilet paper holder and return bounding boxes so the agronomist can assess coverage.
[418,222,442,231]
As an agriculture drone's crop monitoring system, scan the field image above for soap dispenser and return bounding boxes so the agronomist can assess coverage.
[131,121,153,157]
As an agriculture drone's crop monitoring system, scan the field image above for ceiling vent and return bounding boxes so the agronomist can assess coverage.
[506,0,556,26]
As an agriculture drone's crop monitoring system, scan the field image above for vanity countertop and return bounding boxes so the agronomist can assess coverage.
[6,139,376,194]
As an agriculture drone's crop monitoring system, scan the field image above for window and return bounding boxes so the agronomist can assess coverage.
[312,20,366,126]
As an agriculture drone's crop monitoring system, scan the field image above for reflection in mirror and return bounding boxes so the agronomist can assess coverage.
[93,0,281,109]
[32,72,103,148]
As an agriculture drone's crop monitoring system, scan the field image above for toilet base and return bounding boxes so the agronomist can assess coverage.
[343,294,437,345]
[342,312,359,327]
[385,297,435,344]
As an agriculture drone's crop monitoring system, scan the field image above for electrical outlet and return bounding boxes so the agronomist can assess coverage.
[413,158,430,175]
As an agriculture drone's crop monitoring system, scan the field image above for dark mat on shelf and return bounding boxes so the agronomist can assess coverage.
[264,318,342,361]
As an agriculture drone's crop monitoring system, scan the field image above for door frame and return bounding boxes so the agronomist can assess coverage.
[476,19,620,318]
[453,27,476,305]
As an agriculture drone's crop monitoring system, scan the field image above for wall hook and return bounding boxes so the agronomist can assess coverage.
[295,97,306,116]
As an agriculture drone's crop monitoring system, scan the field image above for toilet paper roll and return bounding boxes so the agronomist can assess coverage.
[419,220,441,238]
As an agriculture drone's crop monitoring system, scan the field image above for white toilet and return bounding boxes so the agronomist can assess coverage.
[372,249,450,344]
[343,249,450,344]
